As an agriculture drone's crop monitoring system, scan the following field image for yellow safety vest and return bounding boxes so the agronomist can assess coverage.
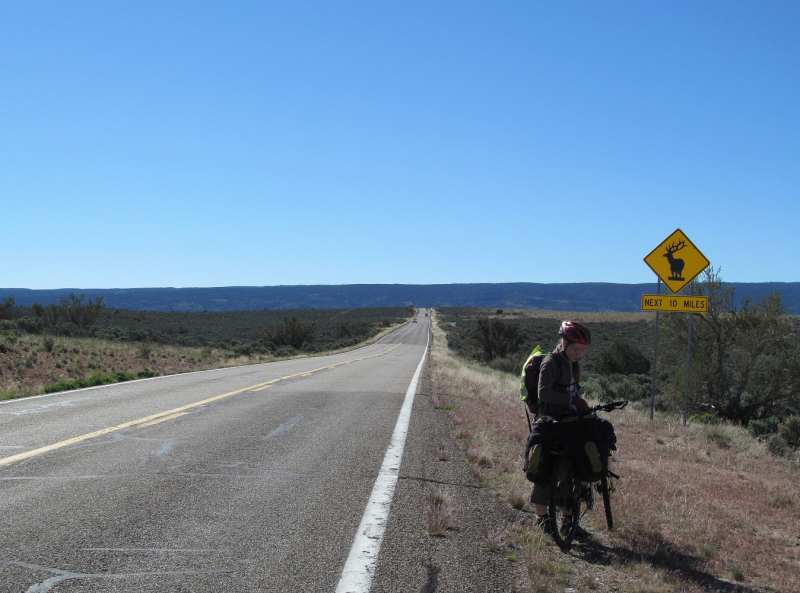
[519,345,544,401]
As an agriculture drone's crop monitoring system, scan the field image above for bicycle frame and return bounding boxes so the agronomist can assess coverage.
[549,443,595,517]
[545,400,627,548]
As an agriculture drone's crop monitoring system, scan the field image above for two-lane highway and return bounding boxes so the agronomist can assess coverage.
[0,315,430,592]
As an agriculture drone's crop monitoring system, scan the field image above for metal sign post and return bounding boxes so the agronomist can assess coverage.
[642,229,709,424]
[683,282,693,426]
[650,279,660,421]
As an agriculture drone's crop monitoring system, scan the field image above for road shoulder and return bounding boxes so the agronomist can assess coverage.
[370,361,528,593]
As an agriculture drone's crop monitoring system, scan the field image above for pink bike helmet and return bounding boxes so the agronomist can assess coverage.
[558,321,591,345]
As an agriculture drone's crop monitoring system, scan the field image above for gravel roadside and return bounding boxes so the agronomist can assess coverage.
[369,360,529,593]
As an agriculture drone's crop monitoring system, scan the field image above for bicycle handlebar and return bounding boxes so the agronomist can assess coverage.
[589,400,628,413]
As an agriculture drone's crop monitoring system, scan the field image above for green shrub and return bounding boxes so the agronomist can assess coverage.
[748,416,781,438]
[136,342,153,359]
[337,321,371,338]
[704,425,733,448]
[53,322,75,336]
[488,357,519,374]
[260,316,317,349]
[86,307,404,352]
[274,345,296,358]
[16,316,43,334]
[768,434,789,457]
[582,373,651,402]
[58,293,105,332]
[691,412,715,424]
[778,415,800,449]
[594,341,651,376]
[470,318,523,362]
[661,269,800,426]
[43,370,159,393]
[234,343,253,356]
[0,296,15,320]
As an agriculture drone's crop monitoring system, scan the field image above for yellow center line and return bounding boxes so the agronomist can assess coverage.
[140,411,189,427]
[0,341,404,468]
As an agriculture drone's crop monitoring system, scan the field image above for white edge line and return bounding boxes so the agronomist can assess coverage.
[0,321,415,406]
[335,328,429,593]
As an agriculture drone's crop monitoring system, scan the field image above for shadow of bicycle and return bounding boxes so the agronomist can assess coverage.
[568,530,759,593]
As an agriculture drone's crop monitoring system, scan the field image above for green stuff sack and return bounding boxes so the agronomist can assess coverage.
[583,440,605,475]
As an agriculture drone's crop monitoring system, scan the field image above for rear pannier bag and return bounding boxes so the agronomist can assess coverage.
[524,415,613,483]
[524,420,557,484]
[598,418,617,451]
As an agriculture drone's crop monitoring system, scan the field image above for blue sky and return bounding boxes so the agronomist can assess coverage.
[2,1,798,289]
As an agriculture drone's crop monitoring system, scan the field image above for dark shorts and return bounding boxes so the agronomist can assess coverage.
[530,482,550,506]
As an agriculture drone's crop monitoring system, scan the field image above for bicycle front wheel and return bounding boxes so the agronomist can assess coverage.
[601,475,613,529]
[548,457,581,548]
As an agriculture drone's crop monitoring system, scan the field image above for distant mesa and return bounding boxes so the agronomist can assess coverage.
[1,282,798,315]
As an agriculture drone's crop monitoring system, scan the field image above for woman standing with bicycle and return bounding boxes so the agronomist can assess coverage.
[530,321,592,536]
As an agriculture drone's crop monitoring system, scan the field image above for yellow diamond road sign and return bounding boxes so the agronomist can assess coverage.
[644,229,710,294]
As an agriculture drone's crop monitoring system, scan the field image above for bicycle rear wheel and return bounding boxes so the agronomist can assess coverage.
[601,475,613,529]
[548,457,581,548]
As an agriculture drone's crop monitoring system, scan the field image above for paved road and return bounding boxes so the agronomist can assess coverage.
[0,315,431,592]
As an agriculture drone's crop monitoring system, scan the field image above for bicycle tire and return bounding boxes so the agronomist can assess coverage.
[548,457,581,548]
[601,475,613,529]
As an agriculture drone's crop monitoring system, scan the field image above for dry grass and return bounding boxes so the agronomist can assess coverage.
[447,307,655,324]
[436,442,449,461]
[0,333,272,399]
[0,321,405,400]
[425,488,454,536]
[526,529,574,592]
[428,311,800,593]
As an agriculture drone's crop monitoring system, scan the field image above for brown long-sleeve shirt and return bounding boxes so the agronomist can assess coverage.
[537,344,581,418]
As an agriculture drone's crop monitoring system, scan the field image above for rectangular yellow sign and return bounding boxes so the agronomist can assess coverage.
[641,295,708,312]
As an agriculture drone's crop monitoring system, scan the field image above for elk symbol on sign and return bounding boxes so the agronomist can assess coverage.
[663,240,686,280]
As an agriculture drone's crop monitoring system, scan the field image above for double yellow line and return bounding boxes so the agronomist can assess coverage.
[0,342,403,469]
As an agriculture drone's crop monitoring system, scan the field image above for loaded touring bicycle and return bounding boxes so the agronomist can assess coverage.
[526,400,628,548]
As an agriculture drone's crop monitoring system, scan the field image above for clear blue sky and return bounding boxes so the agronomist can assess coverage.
[2,1,798,289]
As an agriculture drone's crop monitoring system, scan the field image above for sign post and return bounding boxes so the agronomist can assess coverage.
[642,229,710,423]
[683,282,694,426]
[650,280,660,421]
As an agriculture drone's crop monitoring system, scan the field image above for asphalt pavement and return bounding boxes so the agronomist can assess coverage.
[1,313,522,592]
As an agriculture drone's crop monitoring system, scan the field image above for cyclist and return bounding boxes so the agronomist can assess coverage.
[530,321,592,536]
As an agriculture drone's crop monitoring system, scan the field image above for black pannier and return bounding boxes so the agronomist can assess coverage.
[524,414,614,484]
[524,420,557,484]
[598,418,617,451]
